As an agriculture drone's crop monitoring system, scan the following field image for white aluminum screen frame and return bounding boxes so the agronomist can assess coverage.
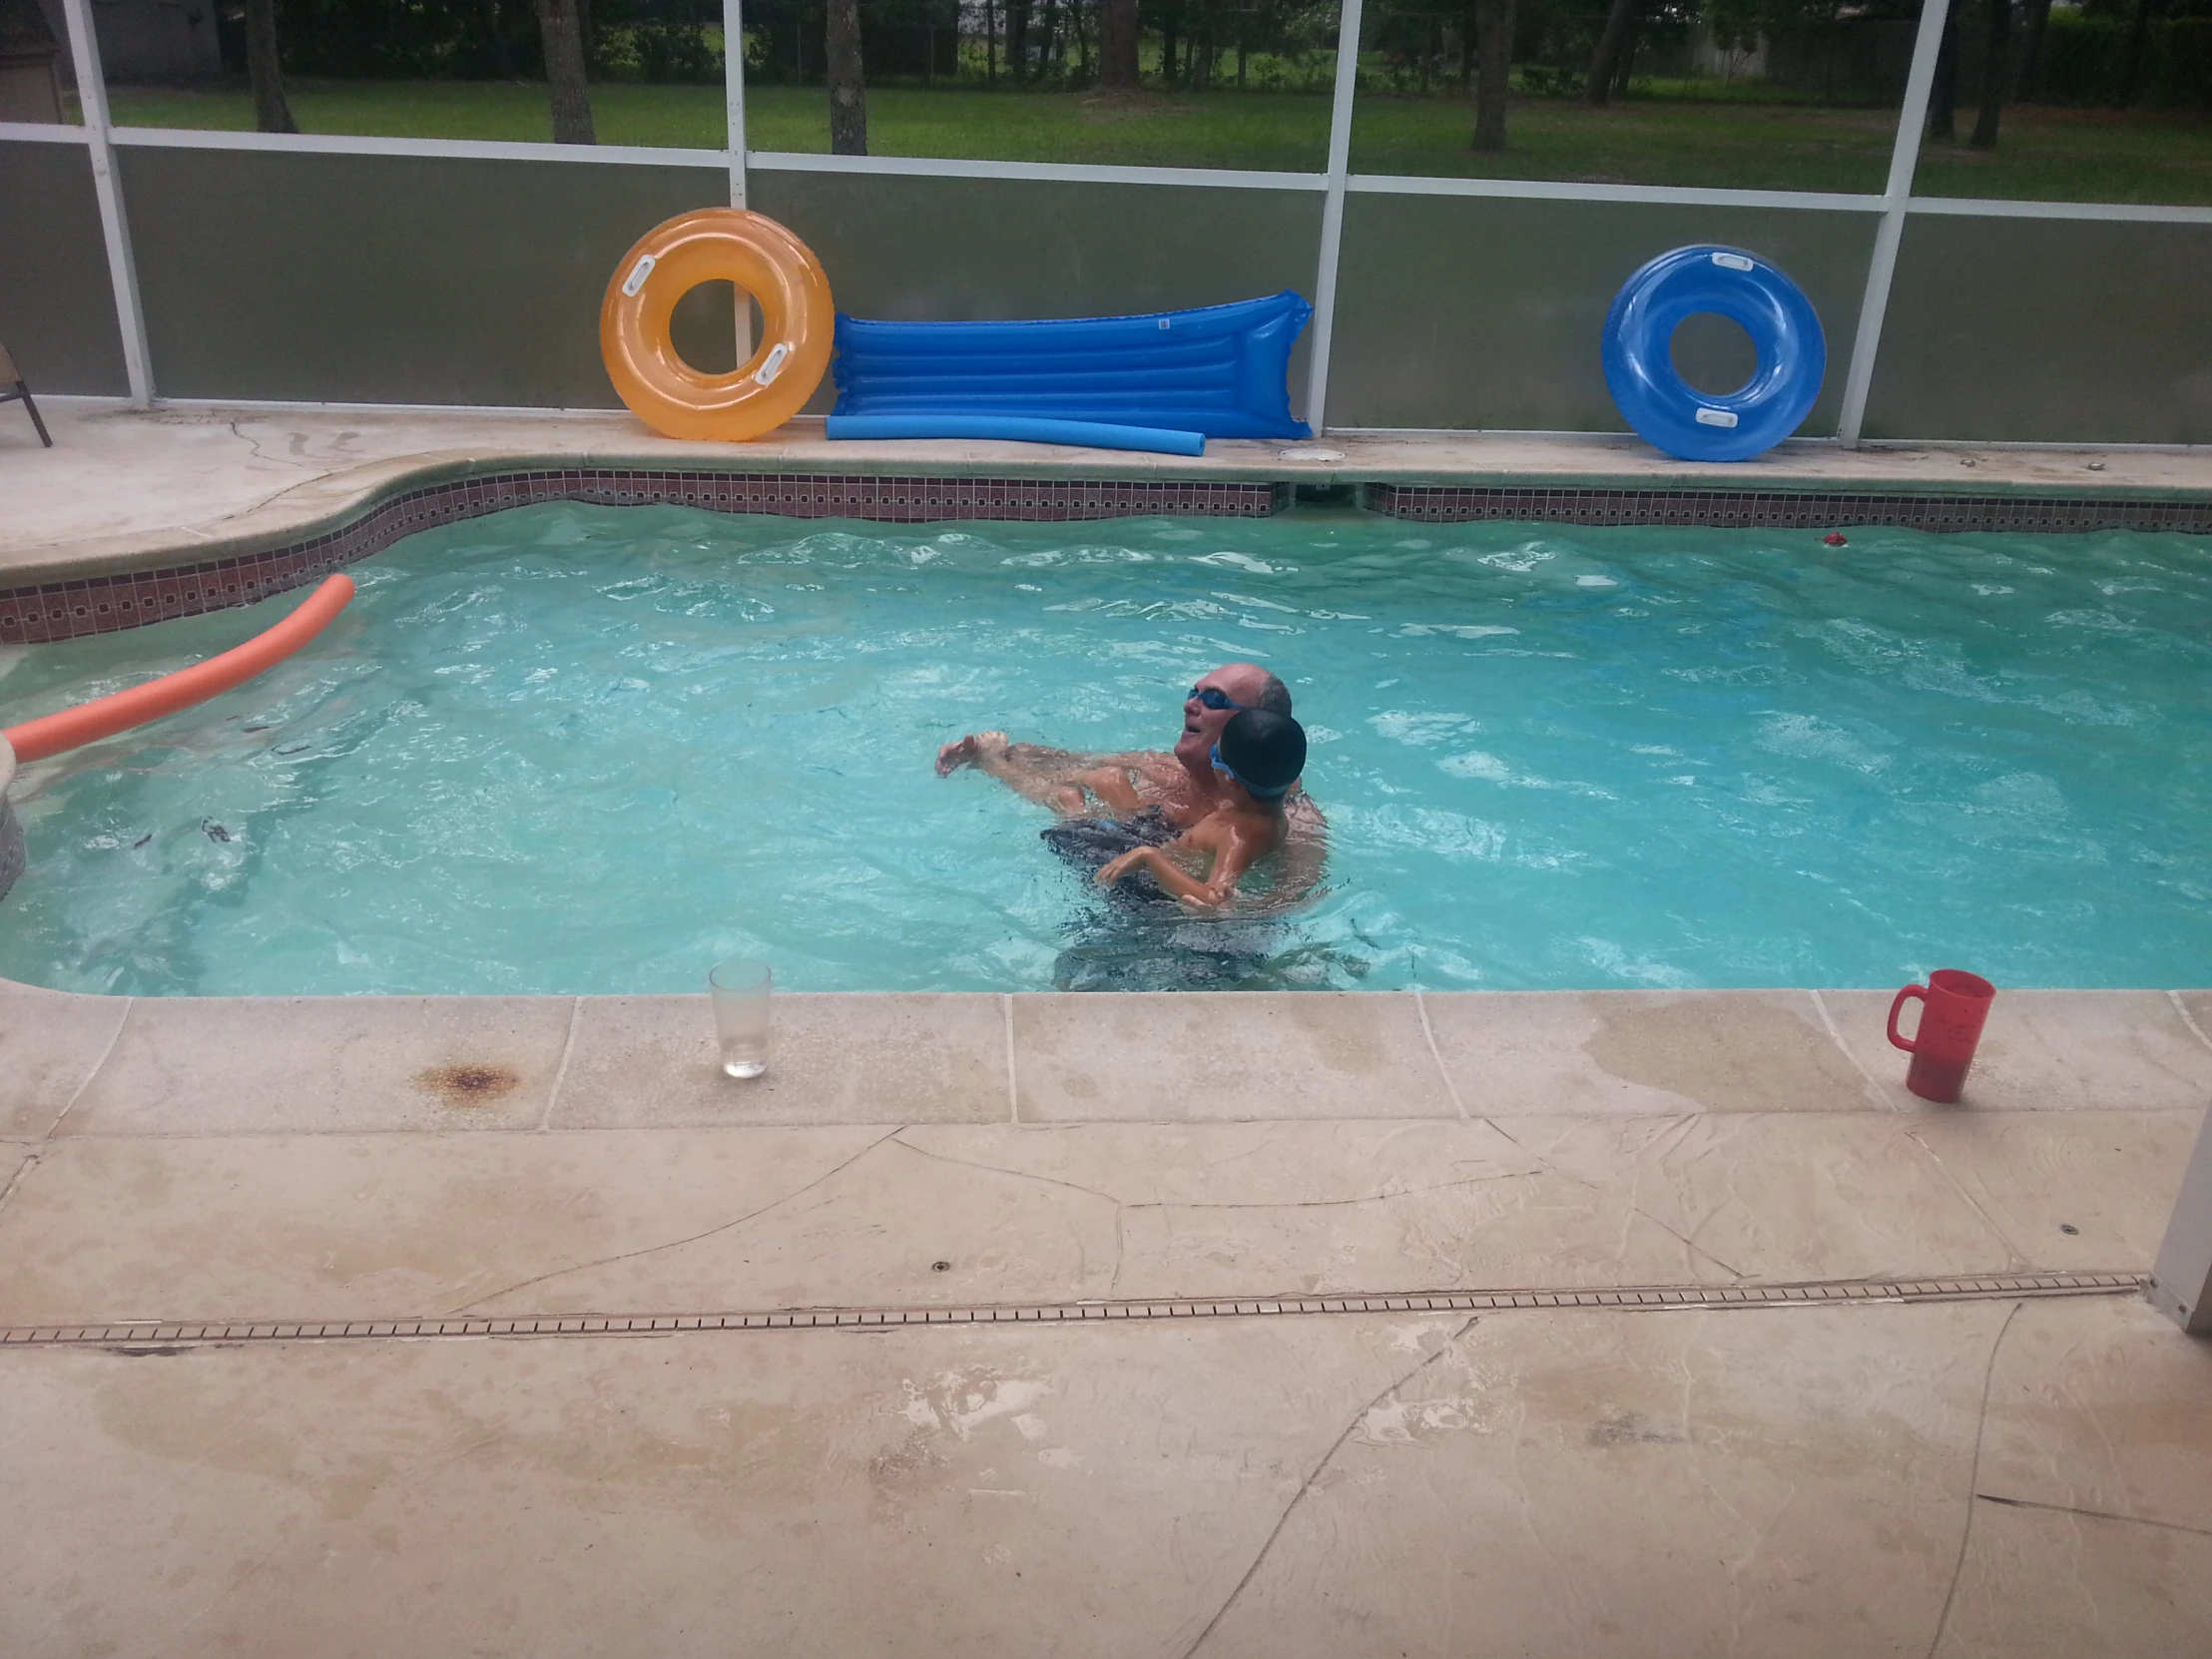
[11,1,2211,432]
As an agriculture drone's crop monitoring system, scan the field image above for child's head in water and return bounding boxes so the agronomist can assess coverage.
[1211,709,1306,807]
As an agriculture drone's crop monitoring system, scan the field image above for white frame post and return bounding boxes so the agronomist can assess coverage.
[1834,0,1952,448]
[1303,0,1366,436]
[59,0,152,406]
[724,0,749,210]
[2151,1103,2212,1335]
[724,0,753,357]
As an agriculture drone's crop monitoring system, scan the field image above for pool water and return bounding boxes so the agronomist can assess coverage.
[2,503,2208,995]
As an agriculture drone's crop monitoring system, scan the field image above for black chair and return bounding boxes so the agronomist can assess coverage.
[0,340,52,447]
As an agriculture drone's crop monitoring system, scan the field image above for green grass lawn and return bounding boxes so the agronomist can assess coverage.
[1912,105,2212,205]
[1351,96,1898,194]
[104,79,732,149]
[747,85,1332,170]
[97,79,2212,205]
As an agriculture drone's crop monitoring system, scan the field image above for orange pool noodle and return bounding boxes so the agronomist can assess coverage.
[599,208,833,442]
[3,573,356,764]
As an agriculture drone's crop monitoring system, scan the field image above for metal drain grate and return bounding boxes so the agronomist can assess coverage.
[0,1272,2143,1349]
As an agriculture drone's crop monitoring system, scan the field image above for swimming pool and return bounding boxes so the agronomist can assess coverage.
[2,502,2207,995]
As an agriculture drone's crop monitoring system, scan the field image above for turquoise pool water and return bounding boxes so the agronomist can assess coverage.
[2,503,2207,995]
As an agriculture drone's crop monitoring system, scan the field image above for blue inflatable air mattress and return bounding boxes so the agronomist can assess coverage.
[830,290,1314,441]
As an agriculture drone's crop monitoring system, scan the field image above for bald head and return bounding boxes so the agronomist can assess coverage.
[1214,663,1293,717]
[1179,662,1294,771]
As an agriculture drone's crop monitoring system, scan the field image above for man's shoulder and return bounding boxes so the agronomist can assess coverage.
[1112,749,1179,775]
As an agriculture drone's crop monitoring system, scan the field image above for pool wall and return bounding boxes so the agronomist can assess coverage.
[5,450,2210,647]
[0,738,20,906]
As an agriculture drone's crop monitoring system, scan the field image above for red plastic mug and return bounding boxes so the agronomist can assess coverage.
[1887,969,1996,1103]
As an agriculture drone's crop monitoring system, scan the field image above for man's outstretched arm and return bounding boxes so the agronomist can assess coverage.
[937,731,1109,811]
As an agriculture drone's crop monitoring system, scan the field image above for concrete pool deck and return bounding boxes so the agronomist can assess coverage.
[3,977,2211,1655]
[4,402,2211,1653]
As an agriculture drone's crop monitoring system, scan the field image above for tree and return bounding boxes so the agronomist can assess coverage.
[827,0,866,156]
[535,0,596,144]
[2015,0,2053,98]
[1473,0,1515,151]
[2118,0,2162,107]
[245,0,297,135]
[1969,0,2009,147]
[1584,0,1640,107]
[1100,0,1141,88]
[1926,0,1959,142]
[477,0,519,80]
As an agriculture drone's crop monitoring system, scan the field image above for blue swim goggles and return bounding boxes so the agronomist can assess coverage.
[1210,743,1291,800]
[1188,685,1248,713]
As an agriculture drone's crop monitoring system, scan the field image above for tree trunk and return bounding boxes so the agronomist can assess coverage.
[1969,0,2009,147]
[2118,0,2157,108]
[1584,0,1638,107]
[2016,0,2051,98]
[1008,0,1031,84]
[826,0,866,156]
[1927,8,1958,142]
[479,0,517,80]
[1162,2,1180,87]
[1461,1,1477,91]
[535,0,596,144]
[1100,0,1139,88]
[245,0,298,135]
[987,0,997,84]
[1473,0,1514,151]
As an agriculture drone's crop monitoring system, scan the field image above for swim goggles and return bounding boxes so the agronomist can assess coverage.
[1188,685,1249,712]
[1210,743,1291,800]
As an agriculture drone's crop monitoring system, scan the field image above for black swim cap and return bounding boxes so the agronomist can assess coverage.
[1218,709,1307,796]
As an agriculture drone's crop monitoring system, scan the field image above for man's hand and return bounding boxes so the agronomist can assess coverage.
[935,731,1010,778]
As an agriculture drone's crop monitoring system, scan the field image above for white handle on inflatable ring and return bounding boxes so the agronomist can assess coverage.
[1709,252,1756,272]
[621,254,658,296]
[752,341,793,386]
[1695,408,1741,427]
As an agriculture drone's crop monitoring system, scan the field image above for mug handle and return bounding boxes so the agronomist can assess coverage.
[1888,984,1927,1052]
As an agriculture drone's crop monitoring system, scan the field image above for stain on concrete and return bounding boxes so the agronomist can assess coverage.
[1582,997,1869,1112]
[412,1063,521,1108]
[1285,998,1387,1075]
[1588,1409,1688,1445]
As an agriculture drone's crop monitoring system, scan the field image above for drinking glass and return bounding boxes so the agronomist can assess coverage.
[709,958,772,1078]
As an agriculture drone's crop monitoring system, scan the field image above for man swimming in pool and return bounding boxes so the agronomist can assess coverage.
[1094,710,1307,911]
[935,661,1325,905]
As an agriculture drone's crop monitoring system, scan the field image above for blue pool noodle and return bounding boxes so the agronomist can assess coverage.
[830,291,1314,441]
[825,414,1206,455]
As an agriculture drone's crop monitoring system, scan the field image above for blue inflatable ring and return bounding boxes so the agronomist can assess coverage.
[1601,245,1826,463]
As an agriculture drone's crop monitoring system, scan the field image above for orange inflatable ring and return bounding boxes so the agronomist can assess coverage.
[600,208,833,442]
[3,574,355,763]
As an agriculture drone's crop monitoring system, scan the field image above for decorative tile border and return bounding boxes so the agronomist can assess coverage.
[1365,482,2212,535]
[0,470,1290,645]
[7,469,2208,647]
